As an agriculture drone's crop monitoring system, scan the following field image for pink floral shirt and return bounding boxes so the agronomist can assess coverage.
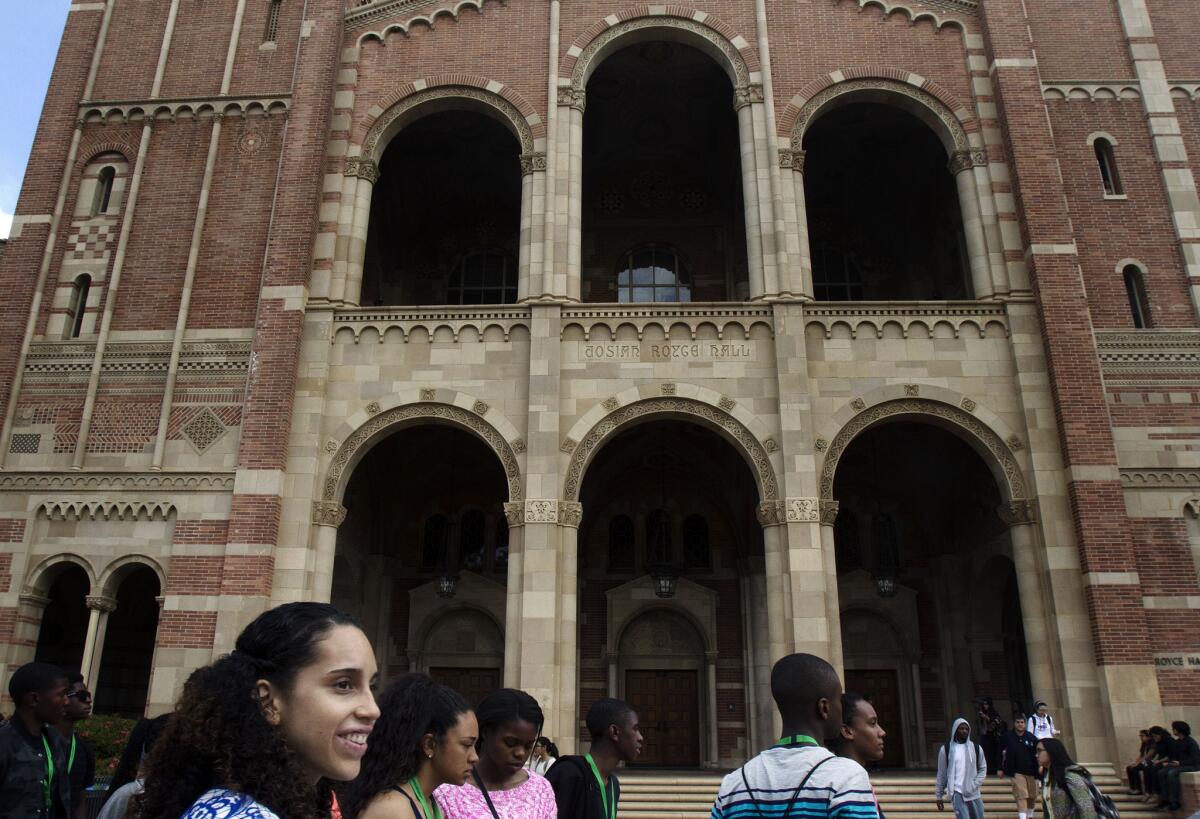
[435,772,557,819]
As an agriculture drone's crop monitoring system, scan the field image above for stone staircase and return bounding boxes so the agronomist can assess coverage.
[617,767,1160,819]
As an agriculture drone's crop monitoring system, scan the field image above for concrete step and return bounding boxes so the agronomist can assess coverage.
[614,769,1156,819]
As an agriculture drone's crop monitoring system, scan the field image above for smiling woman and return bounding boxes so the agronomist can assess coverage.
[135,603,380,819]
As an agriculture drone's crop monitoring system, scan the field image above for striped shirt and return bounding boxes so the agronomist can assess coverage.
[711,746,881,819]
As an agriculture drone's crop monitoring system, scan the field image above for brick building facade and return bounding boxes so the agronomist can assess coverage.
[1,0,1198,770]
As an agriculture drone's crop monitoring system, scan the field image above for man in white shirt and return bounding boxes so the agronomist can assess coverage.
[1026,702,1059,741]
[936,718,987,819]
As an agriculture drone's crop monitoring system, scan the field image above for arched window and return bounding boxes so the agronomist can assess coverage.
[93,167,115,215]
[65,274,91,339]
[264,0,282,42]
[608,515,635,572]
[1093,139,1122,196]
[617,245,691,303]
[683,514,710,569]
[447,251,516,305]
[1123,264,1151,328]
[459,509,486,571]
[645,509,673,565]
[421,514,449,569]
[813,244,865,301]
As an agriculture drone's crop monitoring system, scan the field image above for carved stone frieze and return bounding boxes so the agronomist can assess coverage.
[504,501,525,527]
[1094,329,1200,376]
[557,87,587,111]
[819,499,840,526]
[85,595,118,613]
[323,403,522,502]
[344,157,380,183]
[570,17,750,91]
[525,499,558,524]
[719,396,736,411]
[0,472,234,492]
[560,437,578,453]
[779,149,806,173]
[472,400,490,416]
[519,151,547,175]
[563,397,778,502]
[819,398,1027,502]
[39,500,176,522]
[560,501,583,528]
[786,498,820,523]
[363,86,534,159]
[996,499,1037,526]
[661,383,677,396]
[814,438,828,452]
[763,438,778,452]
[1007,435,1024,451]
[904,384,920,397]
[960,397,977,412]
[756,500,787,527]
[1121,469,1200,489]
[365,401,382,415]
[420,388,437,401]
[312,501,348,528]
[733,83,765,110]
[947,149,988,175]
[792,78,969,152]
[510,438,526,454]
[850,398,867,412]
[602,397,620,412]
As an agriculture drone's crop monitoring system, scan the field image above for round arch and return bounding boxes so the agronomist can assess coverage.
[563,12,756,92]
[24,553,96,596]
[614,603,713,656]
[562,395,778,503]
[322,400,524,505]
[98,554,166,600]
[840,605,915,661]
[414,603,505,657]
[361,83,536,165]
[819,397,1026,504]
[789,76,973,156]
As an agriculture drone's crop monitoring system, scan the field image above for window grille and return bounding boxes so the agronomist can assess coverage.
[264,0,282,43]
[617,245,691,303]
[447,251,516,305]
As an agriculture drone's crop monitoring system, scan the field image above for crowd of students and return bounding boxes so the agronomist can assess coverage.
[1126,721,1199,813]
[0,601,1150,819]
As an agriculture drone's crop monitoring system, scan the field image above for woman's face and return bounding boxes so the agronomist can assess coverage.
[480,718,539,777]
[1036,744,1049,767]
[430,711,480,787]
[265,624,380,784]
[841,700,886,763]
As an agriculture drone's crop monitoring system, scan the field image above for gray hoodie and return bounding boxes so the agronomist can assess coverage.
[935,717,987,802]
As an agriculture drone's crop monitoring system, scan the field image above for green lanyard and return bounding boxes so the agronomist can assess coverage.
[585,753,615,819]
[775,734,819,748]
[68,734,76,774]
[40,733,56,810]
[409,777,443,819]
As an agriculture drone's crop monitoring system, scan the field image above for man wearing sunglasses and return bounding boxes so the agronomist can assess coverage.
[51,674,95,819]
[0,661,71,818]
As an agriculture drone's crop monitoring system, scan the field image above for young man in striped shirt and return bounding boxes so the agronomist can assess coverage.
[711,654,881,819]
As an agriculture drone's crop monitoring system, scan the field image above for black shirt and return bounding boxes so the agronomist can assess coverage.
[1175,736,1200,769]
[546,756,621,819]
[1001,730,1038,777]
[0,717,71,819]
[58,731,96,814]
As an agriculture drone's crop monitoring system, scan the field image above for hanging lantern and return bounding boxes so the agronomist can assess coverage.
[436,572,459,599]
[874,572,898,598]
[648,562,681,599]
[871,512,901,598]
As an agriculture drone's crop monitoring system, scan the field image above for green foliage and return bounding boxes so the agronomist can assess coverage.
[77,713,138,777]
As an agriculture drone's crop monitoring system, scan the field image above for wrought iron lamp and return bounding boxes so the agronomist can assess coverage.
[436,571,459,599]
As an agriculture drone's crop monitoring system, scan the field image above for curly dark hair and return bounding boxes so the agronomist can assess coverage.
[475,688,544,746]
[135,602,363,819]
[339,673,471,819]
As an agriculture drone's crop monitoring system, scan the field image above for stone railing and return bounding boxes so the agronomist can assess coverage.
[802,300,1009,340]
[560,302,774,342]
[331,305,533,343]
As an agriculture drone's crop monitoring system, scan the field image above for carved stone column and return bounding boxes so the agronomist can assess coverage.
[517,153,546,302]
[757,501,790,670]
[311,501,348,604]
[949,149,994,300]
[341,158,378,306]
[705,651,720,768]
[82,595,117,694]
[502,501,525,687]
[735,87,767,298]
[780,149,812,298]
[819,499,845,676]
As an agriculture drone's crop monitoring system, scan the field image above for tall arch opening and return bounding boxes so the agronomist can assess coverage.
[582,42,749,302]
[94,565,161,716]
[363,111,522,306]
[330,425,510,682]
[576,419,764,768]
[804,103,970,300]
[33,563,90,673]
[832,421,1032,768]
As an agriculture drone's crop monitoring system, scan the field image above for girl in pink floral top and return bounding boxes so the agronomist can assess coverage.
[435,689,557,819]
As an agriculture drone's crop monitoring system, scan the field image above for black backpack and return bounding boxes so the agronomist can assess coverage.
[1073,771,1120,819]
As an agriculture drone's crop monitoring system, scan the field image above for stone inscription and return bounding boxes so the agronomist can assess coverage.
[1154,653,1200,669]
[582,342,755,362]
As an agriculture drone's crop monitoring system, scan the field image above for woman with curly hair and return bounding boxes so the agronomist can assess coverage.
[435,688,556,818]
[136,602,380,819]
[340,673,479,819]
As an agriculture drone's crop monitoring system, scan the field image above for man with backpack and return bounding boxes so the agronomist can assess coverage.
[547,697,642,819]
[936,718,987,819]
[999,713,1038,819]
[711,653,879,819]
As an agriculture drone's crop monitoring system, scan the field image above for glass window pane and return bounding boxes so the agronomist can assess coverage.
[654,266,676,285]
[678,286,691,302]
[632,287,653,302]
[632,266,653,286]
[618,288,632,303]
[618,269,631,286]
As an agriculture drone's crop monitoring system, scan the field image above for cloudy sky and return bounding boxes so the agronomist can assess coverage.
[0,4,69,239]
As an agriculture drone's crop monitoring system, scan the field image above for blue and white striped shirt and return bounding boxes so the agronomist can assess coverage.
[711,746,881,819]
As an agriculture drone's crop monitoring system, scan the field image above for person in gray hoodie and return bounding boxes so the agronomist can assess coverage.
[936,717,988,819]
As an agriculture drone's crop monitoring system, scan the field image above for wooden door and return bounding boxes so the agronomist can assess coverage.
[845,669,905,767]
[625,670,700,767]
[429,666,501,708]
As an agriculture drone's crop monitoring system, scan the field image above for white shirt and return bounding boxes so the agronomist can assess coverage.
[1028,714,1055,740]
[950,742,968,795]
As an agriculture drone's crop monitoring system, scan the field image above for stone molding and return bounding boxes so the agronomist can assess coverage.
[1095,329,1200,375]
[311,501,348,528]
[948,148,988,174]
[779,149,806,172]
[347,0,505,32]
[38,500,175,521]
[344,157,380,183]
[1041,83,1142,101]
[564,397,779,503]
[0,472,234,492]
[324,402,523,504]
[503,501,524,527]
[786,498,821,522]
[733,84,765,111]
[756,500,786,527]
[80,95,290,123]
[331,305,531,344]
[819,398,1026,502]
[819,499,840,526]
[560,502,583,528]
[803,301,1008,340]
[560,302,773,342]
[790,77,970,152]
[85,595,117,613]
[18,592,51,609]
[1121,470,1200,489]
[833,0,977,26]
[997,499,1038,526]
[362,85,534,160]
[557,87,586,111]
[519,151,547,175]
[24,339,251,380]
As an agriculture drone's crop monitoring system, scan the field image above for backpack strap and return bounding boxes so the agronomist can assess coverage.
[740,753,834,819]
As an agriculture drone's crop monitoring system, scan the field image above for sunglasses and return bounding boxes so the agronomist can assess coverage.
[67,690,92,703]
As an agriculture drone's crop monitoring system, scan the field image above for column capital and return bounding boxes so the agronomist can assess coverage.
[312,500,348,528]
[819,499,840,526]
[733,83,765,111]
[343,156,380,183]
[557,86,586,111]
[504,501,525,528]
[85,595,117,612]
[948,148,987,175]
[756,500,786,527]
[705,650,720,664]
[785,498,821,523]
[19,591,51,609]
[560,501,583,528]
[997,498,1038,527]
[519,151,547,176]
[779,148,806,173]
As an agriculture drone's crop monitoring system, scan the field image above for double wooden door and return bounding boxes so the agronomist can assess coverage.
[625,670,700,766]
[845,668,905,767]
[430,666,501,708]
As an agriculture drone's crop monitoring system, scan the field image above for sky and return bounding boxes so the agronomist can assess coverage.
[0,4,70,239]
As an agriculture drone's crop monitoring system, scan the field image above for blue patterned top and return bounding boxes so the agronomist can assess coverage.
[181,789,282,819]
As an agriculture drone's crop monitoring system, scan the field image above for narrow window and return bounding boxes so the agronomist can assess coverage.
[448,251,516,305]
[1094,139,1122,196]
[93,167,115,215]
[264,0,282,43]
[1124,265,1151,328]
[645,509,673,565]
[617,245,691,303]
[65,274,91,339]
